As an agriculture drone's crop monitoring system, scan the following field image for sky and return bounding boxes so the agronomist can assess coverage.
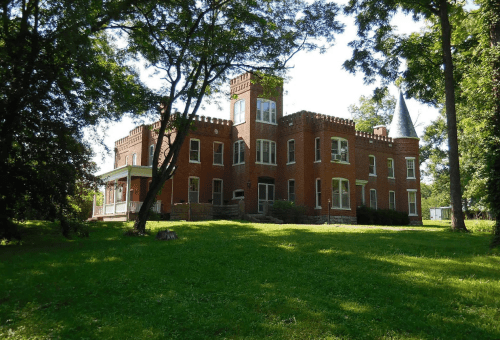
[91,11,440,175]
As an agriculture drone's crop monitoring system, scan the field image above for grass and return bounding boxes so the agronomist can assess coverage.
[1,220,499,339]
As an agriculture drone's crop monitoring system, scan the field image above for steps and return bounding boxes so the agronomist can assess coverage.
[245,214,283,224]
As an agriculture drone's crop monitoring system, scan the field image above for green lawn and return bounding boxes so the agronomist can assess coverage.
[1,220,499,339]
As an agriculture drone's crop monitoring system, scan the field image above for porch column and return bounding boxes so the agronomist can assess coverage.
[92,194,96,217]
[126,168,131,221]
[113,180,117,214]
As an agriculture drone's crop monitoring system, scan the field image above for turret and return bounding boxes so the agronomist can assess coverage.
[388,91,418,139]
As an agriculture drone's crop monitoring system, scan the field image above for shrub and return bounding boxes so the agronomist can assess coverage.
[271,200,307,223]
[356,206,410,226]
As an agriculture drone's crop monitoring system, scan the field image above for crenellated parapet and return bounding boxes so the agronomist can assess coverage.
[279,110,356,135]
[355,130,394,152]
[115,125,147,149]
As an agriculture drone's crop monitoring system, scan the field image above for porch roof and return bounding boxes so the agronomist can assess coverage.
[98,165,153,182]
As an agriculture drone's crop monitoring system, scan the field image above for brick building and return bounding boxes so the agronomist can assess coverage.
[92,73,422,225]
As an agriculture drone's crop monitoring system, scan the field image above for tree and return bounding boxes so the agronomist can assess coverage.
[0,0,155,239]
[348,89,395,133]
[122,0,344,233]
[343,0,468,230]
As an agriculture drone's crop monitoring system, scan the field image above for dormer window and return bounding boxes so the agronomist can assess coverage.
[256,99,276,124]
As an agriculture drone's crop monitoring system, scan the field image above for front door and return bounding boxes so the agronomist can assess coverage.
[258,183,275,213]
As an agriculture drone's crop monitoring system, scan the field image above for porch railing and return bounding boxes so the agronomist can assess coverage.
[97,201,162,216]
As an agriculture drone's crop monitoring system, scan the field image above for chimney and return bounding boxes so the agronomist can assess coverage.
[373,125,387,137]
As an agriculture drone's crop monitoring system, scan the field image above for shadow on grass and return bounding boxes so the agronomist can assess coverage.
[0,221,499,339]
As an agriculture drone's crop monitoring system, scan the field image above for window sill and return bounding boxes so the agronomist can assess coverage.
[314,160,321,163]
[331,161,350,165]
[331,207,351,211]
[286,162,296,165]
[189,160,201,164]
[232,197,245,200]
[233,162,245,166]
[369,174,377,177]
[409,213,418,217]
[388,176,395,179]
[407,177,416,180]
[256,120,277,126]
[315,206,322,210]
[255,162,277,166]
[233,121,246,126]
[213,163,224,167]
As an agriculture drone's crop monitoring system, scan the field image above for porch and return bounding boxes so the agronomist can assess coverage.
[92,165,162,221]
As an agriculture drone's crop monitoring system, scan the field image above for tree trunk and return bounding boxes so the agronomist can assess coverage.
[439,0,467,231]
[488,0,500,247]
[133,175,169,234]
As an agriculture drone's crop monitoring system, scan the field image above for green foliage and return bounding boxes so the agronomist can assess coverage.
[0,0,156,239]
[1,220,499,339]
[349,89,395,133]
[271,200,307,223]
[420,182,449,220]
[356,206,410,226]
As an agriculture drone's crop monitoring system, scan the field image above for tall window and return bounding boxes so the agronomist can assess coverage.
[149,145,154,166]
[256,140,276,165]
[188,177,199,203]
[331,138,349,162]
[370,189,377,209]
[332,178,350,209]
[315,179,321,208]
[213,142,223,165]
[389,191,396,210]
[408,190,417,215]
[288,180,295,202]
[234,99,245,124]
[406,158,416,179]
[213,179,223,205]
[233,140,245,165]
[126,156,129,166]
[190,139,200,163]
[369,155,376,176]
[315,137,321,162]
[288,140,295,164]
[388,158,395,178]
[256,99,276,124]
[132,153,137,165]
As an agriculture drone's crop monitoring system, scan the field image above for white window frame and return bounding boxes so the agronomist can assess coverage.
[388,158,395,178]
[288,179,295,202]
[315,178,322,209]
[369,155,377,176]
[132,153,137,166]
[149,144,155,166]
[287,139,295,164]
[331,178,350,210]
[188,177,200,203]
[256,98,277,124]
[331,137,349,163]
[408,189,418,216]
[315,137,321,162]
[256,139,277,165]
[389,191,396,210]
[189,139,200,163]
[234,99,245,125]
[233,189,244,200]
[233,140,245,165]
[406,157,416,179]
[370,189,377,209]
[213,142,224,166]
[125,155,129,166]
[212,179,223,206]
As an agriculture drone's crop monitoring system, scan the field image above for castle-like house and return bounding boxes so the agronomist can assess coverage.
[92,73,422,225]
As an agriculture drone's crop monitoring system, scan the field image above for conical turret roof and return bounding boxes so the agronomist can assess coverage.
[388,91,418,139]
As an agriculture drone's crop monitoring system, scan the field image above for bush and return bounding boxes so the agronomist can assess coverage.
[271,200,307,224]
[356,206,410,226]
